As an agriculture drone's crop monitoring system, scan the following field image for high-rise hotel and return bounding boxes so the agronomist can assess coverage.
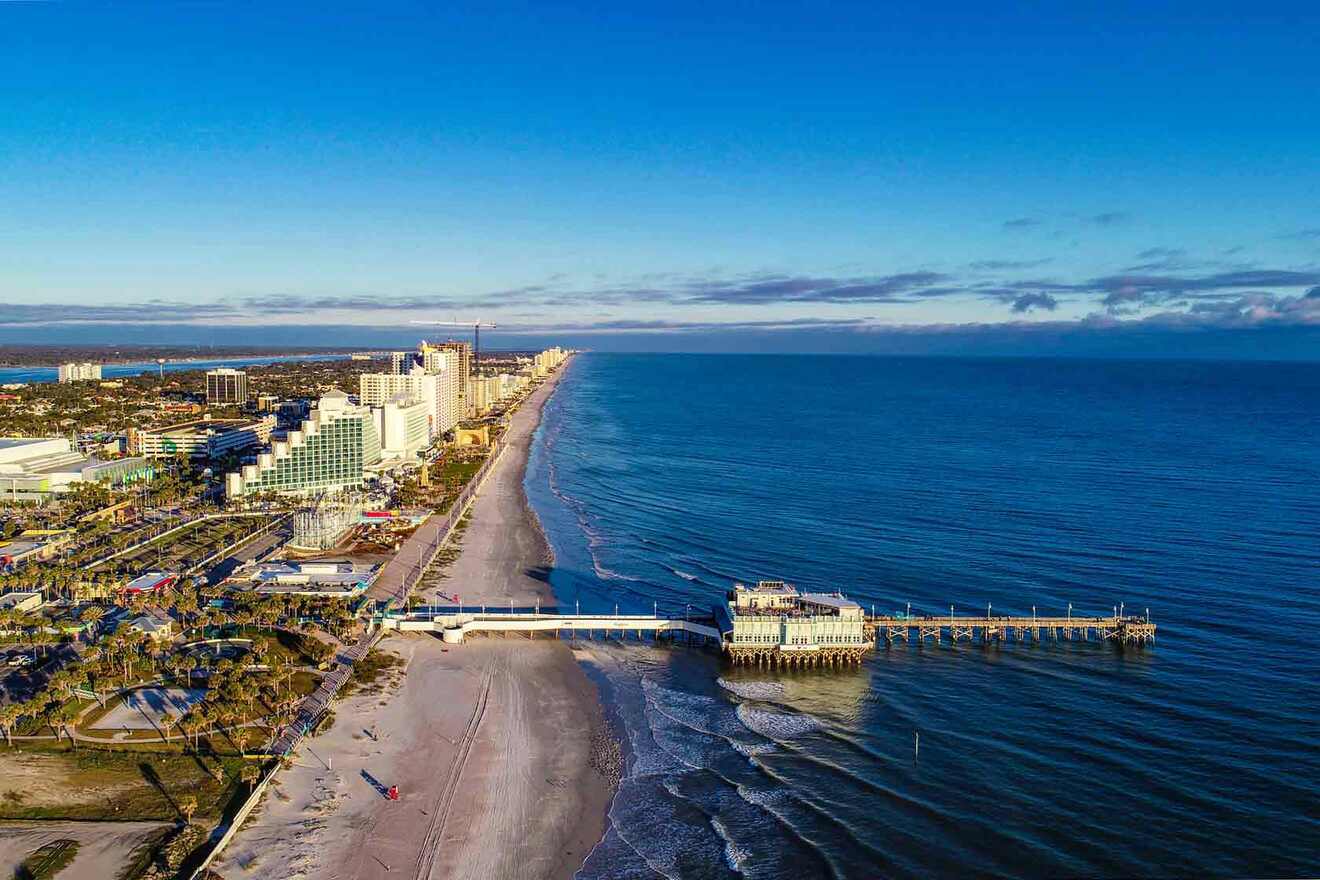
[224,391,380,497]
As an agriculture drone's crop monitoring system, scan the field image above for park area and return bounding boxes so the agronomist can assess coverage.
[86,687,206,732]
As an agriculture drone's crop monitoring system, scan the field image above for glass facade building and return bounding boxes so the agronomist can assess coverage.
[226,392,381,497]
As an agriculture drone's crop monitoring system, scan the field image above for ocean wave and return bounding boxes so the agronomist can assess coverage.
[735,784,790,808]
[594,559,643,582]
[710,817,752,874]
[730,740,778,758]
[735,704,823,740]
[642,678,770,745]
[716,677,786,701]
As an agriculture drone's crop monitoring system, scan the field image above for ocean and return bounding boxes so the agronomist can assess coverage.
[524,353,1320,880]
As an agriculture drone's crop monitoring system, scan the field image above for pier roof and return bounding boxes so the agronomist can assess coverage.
[798,593,862,611]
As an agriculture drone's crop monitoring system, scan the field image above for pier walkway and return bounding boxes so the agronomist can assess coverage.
[373,606,723,643]
[866,612,1156,644]
[371,607,1156,646]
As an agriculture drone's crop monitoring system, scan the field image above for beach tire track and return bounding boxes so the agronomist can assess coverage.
[413,663,494,880]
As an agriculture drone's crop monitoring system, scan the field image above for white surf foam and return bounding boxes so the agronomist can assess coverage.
[735,704,823,740]
[716,677,786,701]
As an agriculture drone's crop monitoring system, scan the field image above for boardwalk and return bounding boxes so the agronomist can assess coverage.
[366,438,506,610]
[266,628,380,755]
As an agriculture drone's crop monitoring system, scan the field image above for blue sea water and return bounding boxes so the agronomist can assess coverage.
[524,353,1320,879]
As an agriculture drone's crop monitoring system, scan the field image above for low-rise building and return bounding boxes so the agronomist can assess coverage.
[122,572,178,596]
[0,530,74,567]
[227,560,378,597]
[0,438,153,504]
[0,591,44,613]
[128,415,275,461]
[126,612,175,642]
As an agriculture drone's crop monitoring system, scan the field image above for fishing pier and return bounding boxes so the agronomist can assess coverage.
[368,584,1155,670]
[866,610,1157,646]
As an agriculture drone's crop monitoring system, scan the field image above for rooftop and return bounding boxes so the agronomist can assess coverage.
[143,417,269,436]
[798,593,864,612]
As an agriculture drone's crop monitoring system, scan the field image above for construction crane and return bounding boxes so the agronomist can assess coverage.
[409,320,497,372]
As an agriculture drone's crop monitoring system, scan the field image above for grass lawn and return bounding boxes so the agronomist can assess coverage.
[341,649,404,696]
[225,626,329,667]
[13,838,78,880]
[0,744,249,822]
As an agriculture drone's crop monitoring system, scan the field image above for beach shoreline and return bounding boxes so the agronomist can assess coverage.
[213,358,616,880]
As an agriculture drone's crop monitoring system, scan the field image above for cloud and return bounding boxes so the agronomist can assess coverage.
[1279,228,1320,240]
[681,272,950,305]
[1010,293,1058,313]
[1124,247,1191,272]
[1001,217,1041,230]
[496,316,876,334]
[1090,211,1131,226]
[0,300,235,326]
[1088,270,1320,314]
[967,258,1052,271]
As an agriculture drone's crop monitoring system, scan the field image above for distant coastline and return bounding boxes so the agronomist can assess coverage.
[0,344,371,368]
[0,353,358,386]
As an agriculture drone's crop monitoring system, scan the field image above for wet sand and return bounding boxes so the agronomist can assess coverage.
[214,362,616,880]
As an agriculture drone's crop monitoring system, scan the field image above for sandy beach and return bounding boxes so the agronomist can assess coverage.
[214,361,617,880]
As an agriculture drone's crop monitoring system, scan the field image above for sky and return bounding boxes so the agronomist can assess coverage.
[1,1,1318,356]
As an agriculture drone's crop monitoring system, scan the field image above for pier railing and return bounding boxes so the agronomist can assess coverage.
[865,613,1156,644]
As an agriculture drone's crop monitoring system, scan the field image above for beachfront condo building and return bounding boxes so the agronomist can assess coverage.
[359,367,459,438]
[532,347,567,378]
[224,390,381,497]
[373,394,431,461]
[206,368,249,405]
[57,362,103,383]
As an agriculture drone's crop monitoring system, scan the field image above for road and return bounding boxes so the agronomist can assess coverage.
[204,525,290,585]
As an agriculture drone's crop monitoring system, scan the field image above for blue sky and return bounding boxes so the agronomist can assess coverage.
[1,1,1318,354]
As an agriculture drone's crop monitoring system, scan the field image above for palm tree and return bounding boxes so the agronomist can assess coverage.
[160,711,177,743]
[232,725,252,757]
[239,762,260,792]
[179,794,198,825]
[0,703,21,747]
[81,605,106,642]
[56,702,79,750]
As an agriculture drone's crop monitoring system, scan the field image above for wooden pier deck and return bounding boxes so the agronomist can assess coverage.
[865,613,1156,645]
